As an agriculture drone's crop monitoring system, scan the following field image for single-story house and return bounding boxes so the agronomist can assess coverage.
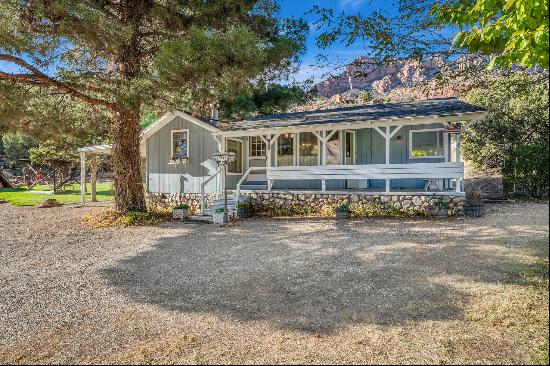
[78,98,486,213]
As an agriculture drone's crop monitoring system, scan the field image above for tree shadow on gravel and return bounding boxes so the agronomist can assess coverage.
[102,217,540,333]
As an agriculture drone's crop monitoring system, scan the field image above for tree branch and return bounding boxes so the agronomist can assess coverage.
[0,54,116,110]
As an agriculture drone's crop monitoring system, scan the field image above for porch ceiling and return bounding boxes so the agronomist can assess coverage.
[217,98,486,137]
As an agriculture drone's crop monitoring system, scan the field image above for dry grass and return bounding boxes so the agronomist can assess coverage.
[0,203,548,364]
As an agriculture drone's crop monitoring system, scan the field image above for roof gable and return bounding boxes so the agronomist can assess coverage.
[141,111,219,140]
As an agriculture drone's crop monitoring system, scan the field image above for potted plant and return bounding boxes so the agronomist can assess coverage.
[336,203,351,219]
[173,203,190,220]
[212,207,226,224]
[464,190,484,218]
[237,200,254,219]
[431,200,449,218]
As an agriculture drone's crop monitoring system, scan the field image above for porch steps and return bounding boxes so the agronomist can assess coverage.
[203,194,247,216]
[239,181,268,191]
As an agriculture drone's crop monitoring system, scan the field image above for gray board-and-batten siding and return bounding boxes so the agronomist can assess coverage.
[146,115,220,194]
[146,115,449,193]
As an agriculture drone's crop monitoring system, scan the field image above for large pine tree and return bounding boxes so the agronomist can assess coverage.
[0,0,306,212]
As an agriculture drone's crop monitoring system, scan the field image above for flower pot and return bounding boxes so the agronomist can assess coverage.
[212,211,226,224]
[172,208,189,220]
[463,204,483,218]
[430,208,449,218]
[237,207,254,219]
[336,210,351,219]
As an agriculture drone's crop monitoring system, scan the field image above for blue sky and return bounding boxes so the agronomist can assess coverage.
[1,1,397,83]
[279,0,398,83]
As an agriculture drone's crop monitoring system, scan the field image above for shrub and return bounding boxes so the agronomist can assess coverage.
[350,202,425,218]
[82,208,172,228]
[336,203,350,212]
[174,203,189,210]
[236,200,251,209]
[433,200,450,210]
[215,207,224,213]
[465,190,483,206]
[502,142,549,199]
[358,91,372,103]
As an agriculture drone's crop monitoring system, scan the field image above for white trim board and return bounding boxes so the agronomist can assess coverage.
[214,111,486,138]
[142,111,220,141]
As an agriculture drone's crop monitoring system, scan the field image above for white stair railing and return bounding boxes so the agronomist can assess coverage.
[200,168,221,215]
[235,167,266,203]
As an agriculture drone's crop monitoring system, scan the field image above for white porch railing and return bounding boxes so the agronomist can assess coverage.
[200,168,221,214]
[265,162,464,193]
[235,167,266,202]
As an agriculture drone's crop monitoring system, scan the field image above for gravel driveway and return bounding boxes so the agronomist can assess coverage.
[0,202,548,364]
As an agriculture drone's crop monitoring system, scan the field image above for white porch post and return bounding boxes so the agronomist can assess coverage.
[220,138,226,195]
[91,155,98,202]
[373,125,403,194]
[80,151,86,205]
[455,133,462,192]
[455,133,461,162]
[259,134,278,191]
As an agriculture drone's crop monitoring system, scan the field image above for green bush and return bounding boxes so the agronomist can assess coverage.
[125,210,172,226]
[350,202,425,218]
[174,203,189,209]
[503,143,549,199]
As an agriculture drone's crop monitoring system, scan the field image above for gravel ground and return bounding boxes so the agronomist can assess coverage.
[0,202,548,364]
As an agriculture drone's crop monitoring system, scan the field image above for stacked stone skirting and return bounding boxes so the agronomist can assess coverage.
[147,192,465,215]
[146,192,216,213]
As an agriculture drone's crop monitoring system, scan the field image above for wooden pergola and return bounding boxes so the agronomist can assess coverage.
[77,144,112,205]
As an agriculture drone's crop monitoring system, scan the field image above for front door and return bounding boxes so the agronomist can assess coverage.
[248,136,267,181]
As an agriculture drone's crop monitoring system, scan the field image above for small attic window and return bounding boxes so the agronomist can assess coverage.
[171,129,189,162]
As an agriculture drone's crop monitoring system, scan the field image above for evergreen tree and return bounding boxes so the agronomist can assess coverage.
[0,0,306,212]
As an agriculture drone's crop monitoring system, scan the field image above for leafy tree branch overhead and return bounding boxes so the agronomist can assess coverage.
[310,0,549,70]
[0,0,307,213]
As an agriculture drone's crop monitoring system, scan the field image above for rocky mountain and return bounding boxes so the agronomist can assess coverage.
[313,57,447,98]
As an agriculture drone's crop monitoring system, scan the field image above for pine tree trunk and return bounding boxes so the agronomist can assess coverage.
[110,109,146,213]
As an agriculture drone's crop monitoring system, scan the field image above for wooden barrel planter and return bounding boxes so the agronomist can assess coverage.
[463,204,484,218]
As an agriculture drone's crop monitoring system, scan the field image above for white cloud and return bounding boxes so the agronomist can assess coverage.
[339,0,365,8]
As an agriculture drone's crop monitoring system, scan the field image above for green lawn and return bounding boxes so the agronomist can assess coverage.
[0,182,113,206]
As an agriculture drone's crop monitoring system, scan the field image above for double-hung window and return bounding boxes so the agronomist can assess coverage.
[409,129,444,158]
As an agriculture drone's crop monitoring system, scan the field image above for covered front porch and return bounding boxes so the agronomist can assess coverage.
[214,114,473,197]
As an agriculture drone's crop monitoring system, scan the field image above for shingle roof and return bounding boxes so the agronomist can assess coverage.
[225,98,486,131]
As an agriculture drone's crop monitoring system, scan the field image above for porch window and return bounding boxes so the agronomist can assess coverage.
[298,132,319,166]
[249,136,266,157]
[409,129,444,158]
[171,130,189,161]
[227,139,243,174]
[277,133,294,166]
[326,132,341,165]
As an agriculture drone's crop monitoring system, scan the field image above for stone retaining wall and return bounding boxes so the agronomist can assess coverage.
[146,192,216,213]
[147,192,464,216]
[246,192,464,215]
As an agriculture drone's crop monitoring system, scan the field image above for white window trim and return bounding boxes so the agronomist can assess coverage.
[409,128,445,159]
[170,129,190,163]
[248,136,267,160]
[297,132,320,166]
[226,138,244,175]
[274,133,296,167]
[345,130,356,165]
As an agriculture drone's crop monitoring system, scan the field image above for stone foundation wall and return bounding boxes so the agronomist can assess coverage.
[246,192,464,215]
[146,192,216,213]
[146,192,464,216]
